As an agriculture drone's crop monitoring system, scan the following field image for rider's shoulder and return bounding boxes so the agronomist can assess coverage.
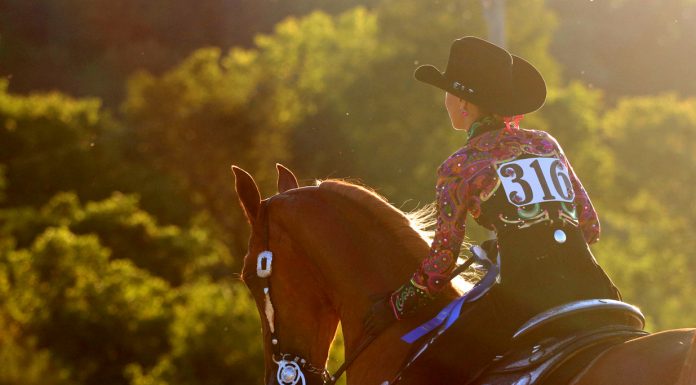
[516,127,550,138]
[437,147,470,177]
[515,128,562,146]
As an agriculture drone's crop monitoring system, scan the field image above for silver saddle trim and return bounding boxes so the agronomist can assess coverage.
[513,299,645,340]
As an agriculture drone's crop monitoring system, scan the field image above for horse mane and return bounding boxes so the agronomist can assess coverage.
[317,179,434,260]
[316,180,475,291]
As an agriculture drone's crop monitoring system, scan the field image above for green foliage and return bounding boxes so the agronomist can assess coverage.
[0,165,6,204]
[0,81,194,225]
[327,325,347,385]
[300,0,486,200]
[0,0,379,105]
[1,191,233,285]
[0,316,73,385]
[0,80,106,205]
[534,81,616,196]
[124,8,381,245]
[126,281,262,385]
[591,94,696,329]
[507,0,561,89]
[601,94,696,211]
[0,193,263,385]
[0,226,173,385]
[596,194,696,330]
[3,0,695,102]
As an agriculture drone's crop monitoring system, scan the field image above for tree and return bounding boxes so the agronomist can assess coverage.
[2,190,234,286]
[126,281,263,385]
[482,0,507,47]
[0,192,263,385]
[0,81,194,225]
[123,8,382,245]
[590,94,696,329]
[0,226,174,385]
[0,0,379,105]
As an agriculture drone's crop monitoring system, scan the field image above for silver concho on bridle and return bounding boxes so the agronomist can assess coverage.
[275,357,307,385]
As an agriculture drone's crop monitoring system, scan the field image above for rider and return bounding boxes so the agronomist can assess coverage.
[364,36,621,382]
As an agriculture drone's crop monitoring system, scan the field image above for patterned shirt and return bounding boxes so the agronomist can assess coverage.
[389,126,600,319]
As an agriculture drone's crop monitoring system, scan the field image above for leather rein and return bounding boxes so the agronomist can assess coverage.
[254,199,378,385]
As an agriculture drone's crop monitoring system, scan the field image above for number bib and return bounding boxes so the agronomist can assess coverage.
[496,157,575,206]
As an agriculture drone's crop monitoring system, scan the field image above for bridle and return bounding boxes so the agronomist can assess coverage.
[255,246,331,384]
[253,199,378,385]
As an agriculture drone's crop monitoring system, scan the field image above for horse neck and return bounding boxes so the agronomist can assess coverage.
[278,189,429,351]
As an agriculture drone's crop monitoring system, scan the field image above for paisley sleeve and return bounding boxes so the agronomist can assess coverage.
[412,173,468,292]
[556,149,601,245]
[389,158,469,319]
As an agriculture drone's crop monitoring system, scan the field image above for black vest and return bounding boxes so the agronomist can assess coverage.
[477,186,621,324]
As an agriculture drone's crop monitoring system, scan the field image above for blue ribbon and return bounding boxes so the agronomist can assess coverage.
[401,262,500,344]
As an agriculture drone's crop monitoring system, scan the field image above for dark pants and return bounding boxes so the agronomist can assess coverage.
[398,225,621,384]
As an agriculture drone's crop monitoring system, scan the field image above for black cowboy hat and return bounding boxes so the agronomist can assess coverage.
[415,36,546,117]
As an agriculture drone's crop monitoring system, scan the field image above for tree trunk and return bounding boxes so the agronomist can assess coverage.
[481,0,507,48]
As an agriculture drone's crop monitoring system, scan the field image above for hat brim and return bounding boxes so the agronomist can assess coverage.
[414,58,546,116]
[414,65,449,89]
[414,64,492,111]
[509,55,546,116]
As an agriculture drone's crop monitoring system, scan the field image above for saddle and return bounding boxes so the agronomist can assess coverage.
[389,299,648,385]
[471,299,647,385]
[473,326,647,385]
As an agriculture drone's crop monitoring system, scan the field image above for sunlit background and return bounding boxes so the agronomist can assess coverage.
[1,0,696,384]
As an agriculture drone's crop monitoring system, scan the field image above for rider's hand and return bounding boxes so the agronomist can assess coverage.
[363,294,397,336]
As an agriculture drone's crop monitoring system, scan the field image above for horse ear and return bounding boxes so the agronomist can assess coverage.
[276,163,299,193]
[232,165,261,223]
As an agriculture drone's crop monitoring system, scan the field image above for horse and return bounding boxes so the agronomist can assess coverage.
[234,164,696,385]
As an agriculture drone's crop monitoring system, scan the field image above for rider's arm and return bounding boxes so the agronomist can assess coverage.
[549,134,601,245]
[566,158,600,244]
[389,155,469,319]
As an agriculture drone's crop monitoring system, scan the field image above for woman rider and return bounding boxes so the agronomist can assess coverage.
[364,36,621,383]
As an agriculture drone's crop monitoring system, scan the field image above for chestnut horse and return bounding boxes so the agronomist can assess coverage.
[235,164,696,385]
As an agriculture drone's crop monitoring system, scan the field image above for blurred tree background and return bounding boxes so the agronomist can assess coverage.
[2,0,696,383]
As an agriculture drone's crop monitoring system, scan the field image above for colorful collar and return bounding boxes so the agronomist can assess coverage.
[467,115,504,142]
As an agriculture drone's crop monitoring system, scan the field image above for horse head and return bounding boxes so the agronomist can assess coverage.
[234,164,339,385]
